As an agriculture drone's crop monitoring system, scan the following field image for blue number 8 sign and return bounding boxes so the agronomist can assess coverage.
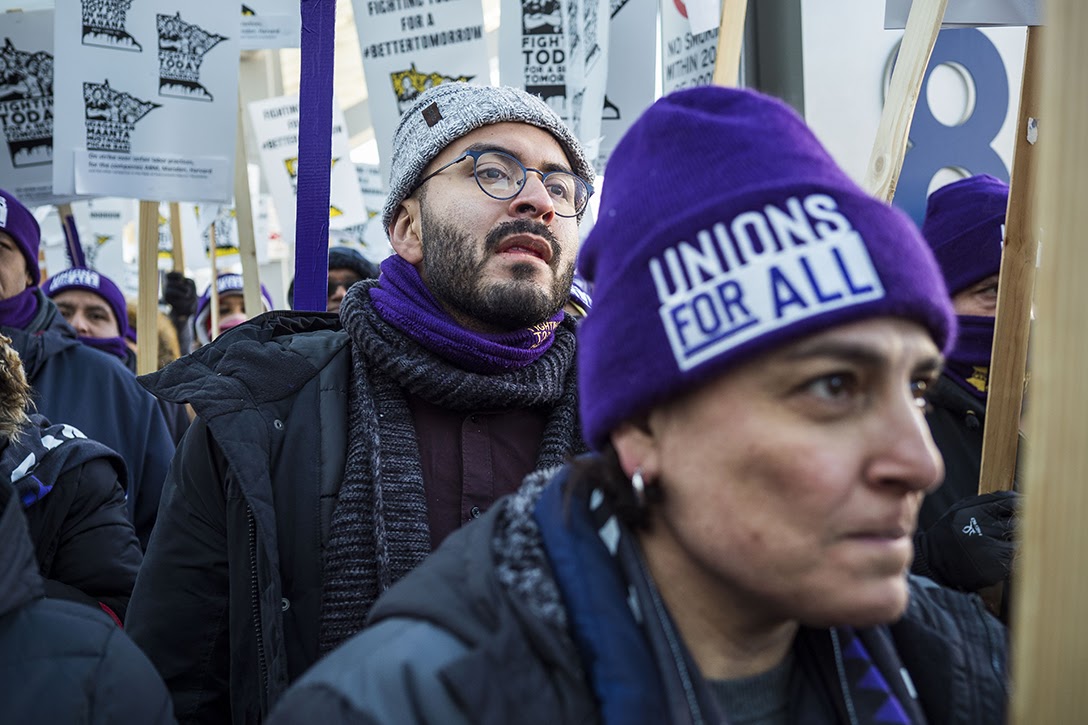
[896,28,1011,225]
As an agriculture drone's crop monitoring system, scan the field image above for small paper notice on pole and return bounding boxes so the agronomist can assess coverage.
[686,0,723,37]
[885,0,1043,29]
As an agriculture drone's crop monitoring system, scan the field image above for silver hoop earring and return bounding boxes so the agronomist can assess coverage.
[631,468,646,509]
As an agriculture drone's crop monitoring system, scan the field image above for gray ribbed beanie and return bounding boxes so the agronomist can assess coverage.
[381,83,595,235]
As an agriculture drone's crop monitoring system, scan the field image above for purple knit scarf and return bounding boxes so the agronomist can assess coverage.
[0,288,39,329]
[79,335,131,363]
[944,315,994,401]
[367,254,563,374]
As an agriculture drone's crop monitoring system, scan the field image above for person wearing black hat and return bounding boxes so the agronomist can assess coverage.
[288,246,381,313]
[0,188,173,550]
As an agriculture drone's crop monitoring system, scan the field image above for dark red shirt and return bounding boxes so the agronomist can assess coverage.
[407,393,547,549]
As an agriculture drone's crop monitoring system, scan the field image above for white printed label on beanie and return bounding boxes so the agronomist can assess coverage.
[650,194,886,372]
[0,196,7,228]
[56,268,102,289]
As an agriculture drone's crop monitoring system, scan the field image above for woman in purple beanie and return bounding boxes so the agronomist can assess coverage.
[267,87,1007,725]
[43,267,135,370]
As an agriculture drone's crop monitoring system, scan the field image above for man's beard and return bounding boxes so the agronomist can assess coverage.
[419,209,574,331]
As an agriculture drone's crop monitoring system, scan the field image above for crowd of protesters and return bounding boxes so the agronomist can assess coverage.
[0,81,1020,724]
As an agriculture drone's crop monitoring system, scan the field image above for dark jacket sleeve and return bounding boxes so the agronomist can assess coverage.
[126,418,232,725]
[94,625,178,724]
[40,458,142,622]
[131,397,176,550]
[267,619,472,725]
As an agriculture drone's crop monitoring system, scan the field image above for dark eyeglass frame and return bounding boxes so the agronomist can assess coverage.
[415,148,593,218]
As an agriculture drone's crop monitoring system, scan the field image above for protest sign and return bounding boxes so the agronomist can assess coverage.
[661,0,720,93]
[248,94,368,247]
[500,0,570,117]
[53,0,240,202]
[351,0,490,180]
[0,10,71,205]
[241,0,301,49]
[597,0,656,171]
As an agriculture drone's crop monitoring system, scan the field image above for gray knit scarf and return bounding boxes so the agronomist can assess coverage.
[318,281,584,653]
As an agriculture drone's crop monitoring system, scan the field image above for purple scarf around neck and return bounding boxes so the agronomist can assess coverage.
[367,254,563,374]
[79,335,131,364]
[0,287,39,329]
[944,315,994,401]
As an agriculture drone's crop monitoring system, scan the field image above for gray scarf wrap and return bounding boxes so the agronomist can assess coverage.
[318,281,583,653]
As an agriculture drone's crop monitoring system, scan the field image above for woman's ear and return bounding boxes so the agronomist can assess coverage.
[610,417,661,482]
[388,199,423,265]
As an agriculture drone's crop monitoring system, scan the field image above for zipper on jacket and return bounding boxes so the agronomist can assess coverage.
[248,508,270,702]
[829,628,861,725]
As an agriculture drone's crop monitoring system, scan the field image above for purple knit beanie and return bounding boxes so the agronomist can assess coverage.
[194,273,275,345]
[42,267,130,337]
[0,188,41,285]
[921,174,1007,296]
[578,86,956,449]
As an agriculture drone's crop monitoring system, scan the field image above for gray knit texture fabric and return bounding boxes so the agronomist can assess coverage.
[317,281,585,653]
[381,82,596,233]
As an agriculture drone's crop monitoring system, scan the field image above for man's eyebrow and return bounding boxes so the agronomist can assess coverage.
[461,143,574,175]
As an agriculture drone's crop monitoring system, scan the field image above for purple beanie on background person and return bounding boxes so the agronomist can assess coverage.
[0,188,41,286]
[43,267,132,338]
[577,86,956,449]
[921,174,1008,296]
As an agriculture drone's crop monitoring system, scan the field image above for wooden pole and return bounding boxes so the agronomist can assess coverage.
[235,96,262,319]
[711,0,748,87]
[864,0,949,201]
[978,26,1043,494]
[136,201,159,375]
[1010,0,1088,719]
[169,202,186,272]
[208,220,220,341]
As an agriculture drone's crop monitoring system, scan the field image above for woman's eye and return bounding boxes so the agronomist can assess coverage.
[806,373,856,401]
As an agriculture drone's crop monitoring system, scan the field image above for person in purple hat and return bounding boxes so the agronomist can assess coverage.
[0,188,173,551]
[907,174,1020,599]
[267,86,1007,725]
[191,272,275,348]
[127,83,593,724]
[43,267,135,370]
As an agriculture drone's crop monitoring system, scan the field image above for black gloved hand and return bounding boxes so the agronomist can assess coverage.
[912,490,1019,592]
[163,271,198,319]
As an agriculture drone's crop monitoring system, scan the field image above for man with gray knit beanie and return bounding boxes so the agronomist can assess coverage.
[125,83,593,724]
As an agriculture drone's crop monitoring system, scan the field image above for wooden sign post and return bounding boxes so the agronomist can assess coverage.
[136,200,160,375]
[169,202,186,273]
[234,96,262,320]
[208,220,221,341]
[712,0,748,87]
[978,26,1042,494]
[1011,0,1088,718]
[865,0,949,201]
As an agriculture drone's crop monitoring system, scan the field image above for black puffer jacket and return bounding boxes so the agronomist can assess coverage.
[269,471,1008,725]
[2,414,142,621]
[126,311,353,725]
[0,474,175,724]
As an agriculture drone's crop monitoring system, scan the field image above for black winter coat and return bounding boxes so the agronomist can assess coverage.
[2,414,142,621]
[127,311,352,725]
[269,476,1008,725]
[3,291,174,548]
[0,477,175,724]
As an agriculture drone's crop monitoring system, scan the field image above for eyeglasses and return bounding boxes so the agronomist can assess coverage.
[415,149,593,218]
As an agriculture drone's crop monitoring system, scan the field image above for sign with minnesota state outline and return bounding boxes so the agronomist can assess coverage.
[53,0,240,202]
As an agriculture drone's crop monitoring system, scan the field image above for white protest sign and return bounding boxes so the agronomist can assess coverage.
[76,197,133,280]
[598,0,657,171]
[351,0,490,181]
[241,0,301,49]
[565,0,610,164]
[53,0,240,202]
[355,163,393,262]
[248,94,368,247]
[0,10,74,206]
[685,0,723,36]
[500,0,570,117]
[660,0,720,93]
[885,0,1042,28]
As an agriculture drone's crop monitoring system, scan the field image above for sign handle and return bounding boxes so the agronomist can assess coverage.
[57,203,86,268]
[137,200,159,375]
[208,220,220,341]
[864,0,949,201]
[169,202,186,272]
[235,96,262,319]
[979,26,1043,494]
[712,0,749,87]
